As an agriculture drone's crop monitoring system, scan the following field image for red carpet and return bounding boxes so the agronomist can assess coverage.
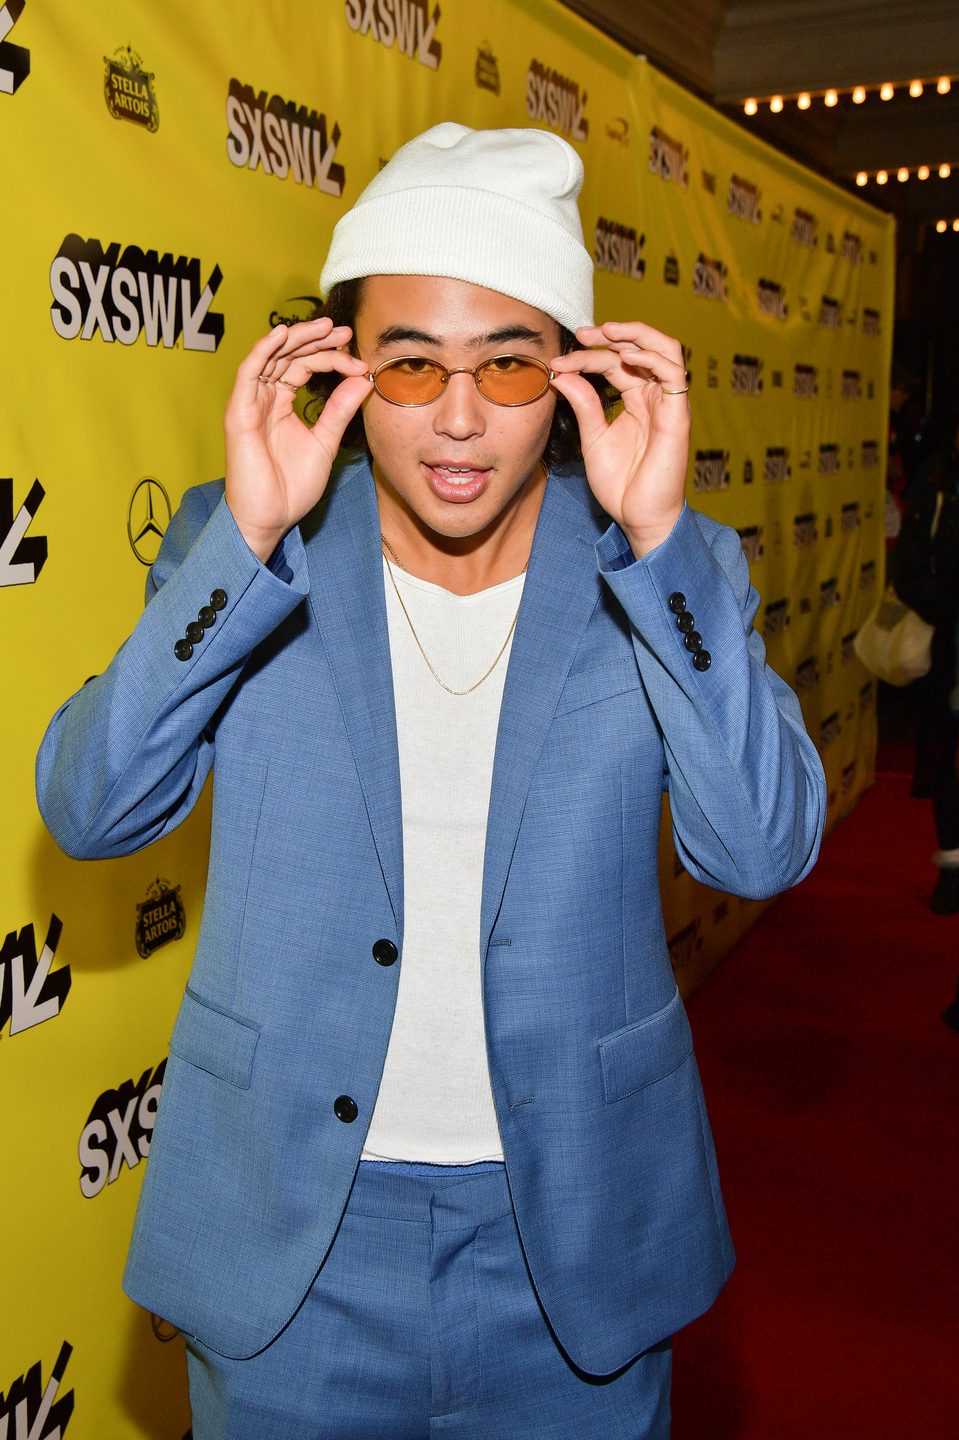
[673,773,959,1438]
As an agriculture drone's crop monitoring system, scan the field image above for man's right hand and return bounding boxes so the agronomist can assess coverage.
[224,318,373,562]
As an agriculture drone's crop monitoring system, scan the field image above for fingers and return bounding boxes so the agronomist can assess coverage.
[548,372,613,454]
[552,345,687,393]
[308,375,375,461]
[572,321,685,368]
[234,318,353,403]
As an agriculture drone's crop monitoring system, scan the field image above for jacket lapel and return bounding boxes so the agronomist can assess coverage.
[481,476,605,955]
[302,458,404,935]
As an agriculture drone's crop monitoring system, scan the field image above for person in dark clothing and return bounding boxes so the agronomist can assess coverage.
[895,422,959,912]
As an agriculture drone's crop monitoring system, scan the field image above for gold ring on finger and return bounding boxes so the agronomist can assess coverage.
[275,377,299,393]
[257,373,273,383]
[660,383,689,395]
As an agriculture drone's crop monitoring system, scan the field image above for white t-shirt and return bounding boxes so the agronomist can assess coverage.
[361,557,526,1164]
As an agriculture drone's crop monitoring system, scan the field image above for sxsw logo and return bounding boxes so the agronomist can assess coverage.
[0,1343,73,1439]
[668,919,702,968]
[841,502,861,533]
[757,278,787,318]
[819,296,841,329]
[49,236,223,351]
[226,80,343,195]
[860,560,877,590]
[593,218,645,279]
[841,370,862,400]
[841,630,857,663]
[78,1059,166,1198]
[820,577,840,609]
[818,443,840,476]
[860,680,874,711]
[863,308,881,337]
[841,231,863,265]
[795,657,819,692]
[0,0,29,95]
[791,207,817,248]
[526,59,588,140]
[737,525,763,562]
[693,449,729,493]
[0,478,46,586]
[727,173,761,224]
[763,447,790,484]
[345,0,441,69]
[763,598,790,637]
[820,712,840,749]
[692,254,727,302]
[793,513,817,548]
[649,126,687,187]
[0,914,70,1039]
[793,364,817,398]
[731,354,762,395]
[861,440,879,467]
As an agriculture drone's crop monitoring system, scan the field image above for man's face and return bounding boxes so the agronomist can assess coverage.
[353,275,561,539]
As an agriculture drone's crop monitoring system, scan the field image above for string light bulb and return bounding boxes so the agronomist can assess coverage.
[744,97,758,115]
[918,166,930,180]
[938,77,951,94]
[880,83,894,100]
[853,86,866,104]
[954,219,959,232]
[937,220,948,232]
[940,163,952,178]
[909,80,923,97]
[876,170,888,184]
[898,167,909,182]
[824,89,838,107]
[770,95,783,113]
[797,92,811,109]
[856,172,868,186]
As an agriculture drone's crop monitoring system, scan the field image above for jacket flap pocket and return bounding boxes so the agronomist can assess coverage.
[599,989,693,1102]
[554,659,643,717]
[169,987,261,1090]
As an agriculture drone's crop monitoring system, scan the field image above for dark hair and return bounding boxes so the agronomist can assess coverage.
[303,278,617,468]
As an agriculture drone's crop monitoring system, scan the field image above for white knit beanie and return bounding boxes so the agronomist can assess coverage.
[320,122,594,333]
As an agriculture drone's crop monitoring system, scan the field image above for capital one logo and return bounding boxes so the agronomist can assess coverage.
[0,915,70,1038]
[78,1059,165,1198]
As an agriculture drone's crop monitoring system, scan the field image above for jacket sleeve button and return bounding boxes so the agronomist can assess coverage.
[334,1095,358,1123]
[668,592,687,614]
[185,621,204,644]
[677,611,695,633]
[372,939,399,966]
[198,606,216,627]
[210,589,227,611]
[693,650,712,671]
[174,639,193,662]
[684,631,703,653]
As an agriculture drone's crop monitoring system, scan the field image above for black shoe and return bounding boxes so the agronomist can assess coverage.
[929,868,959,914]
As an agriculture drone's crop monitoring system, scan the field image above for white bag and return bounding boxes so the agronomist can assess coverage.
[853,585,934,687]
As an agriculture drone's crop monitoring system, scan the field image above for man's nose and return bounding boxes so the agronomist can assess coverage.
[432,370,486,438]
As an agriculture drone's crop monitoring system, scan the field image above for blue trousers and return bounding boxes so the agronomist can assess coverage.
[187,1160,672,1438]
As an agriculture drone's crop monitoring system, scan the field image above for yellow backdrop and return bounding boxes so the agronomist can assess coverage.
[0,1,892,1432]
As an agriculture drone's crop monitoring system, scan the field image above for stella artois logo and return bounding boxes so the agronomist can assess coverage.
[104,45,159,132]
[135,878,185,958]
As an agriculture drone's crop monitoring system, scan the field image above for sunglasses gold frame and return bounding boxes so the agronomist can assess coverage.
[367,353,556,408]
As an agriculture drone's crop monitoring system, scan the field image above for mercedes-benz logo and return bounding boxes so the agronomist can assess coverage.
[127,477,171,566]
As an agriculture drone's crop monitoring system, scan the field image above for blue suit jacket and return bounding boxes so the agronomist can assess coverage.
[37,456,825,1373]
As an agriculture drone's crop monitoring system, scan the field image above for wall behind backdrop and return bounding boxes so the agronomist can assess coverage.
[1,1,893,1434]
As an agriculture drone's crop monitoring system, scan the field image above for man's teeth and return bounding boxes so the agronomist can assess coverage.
[435,466,479,485]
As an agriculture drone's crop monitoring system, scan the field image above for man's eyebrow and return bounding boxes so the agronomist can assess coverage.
[372,324,548,351]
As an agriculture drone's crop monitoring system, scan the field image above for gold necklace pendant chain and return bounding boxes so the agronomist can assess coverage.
[380,533,527,697]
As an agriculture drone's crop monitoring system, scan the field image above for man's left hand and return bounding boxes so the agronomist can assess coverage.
[549,321,690,558]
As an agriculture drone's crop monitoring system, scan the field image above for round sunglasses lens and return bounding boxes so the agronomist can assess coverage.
[374,358,446,404]
[476,356,549,404]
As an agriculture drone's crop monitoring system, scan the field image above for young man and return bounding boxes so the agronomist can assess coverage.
[38,124,826,1437]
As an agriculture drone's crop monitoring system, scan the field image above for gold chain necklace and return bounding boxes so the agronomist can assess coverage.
[380,533,527,697]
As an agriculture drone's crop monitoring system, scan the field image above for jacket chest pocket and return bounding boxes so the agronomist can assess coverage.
[553,659,644,718]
